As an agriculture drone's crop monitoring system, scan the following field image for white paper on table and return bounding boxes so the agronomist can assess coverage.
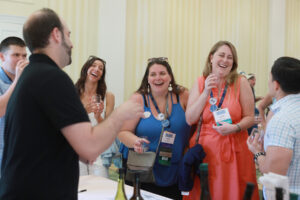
[78,175,172,200]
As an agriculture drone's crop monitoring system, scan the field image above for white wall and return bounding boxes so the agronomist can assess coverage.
[98,0,127,107]
[268,0,286,69]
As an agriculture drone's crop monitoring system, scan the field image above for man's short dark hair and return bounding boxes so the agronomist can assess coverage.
[0,36,26,53]
[23,8,63,52]
[271,56,300,94]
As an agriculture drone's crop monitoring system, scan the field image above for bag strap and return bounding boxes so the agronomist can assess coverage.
[155,126,165,154]
[194,115,203,145]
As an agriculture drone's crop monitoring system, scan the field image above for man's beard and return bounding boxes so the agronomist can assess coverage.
[62,38,72,65]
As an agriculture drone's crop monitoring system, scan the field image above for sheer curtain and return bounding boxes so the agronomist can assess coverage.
[124,0,270,100]
[285,0,300,58]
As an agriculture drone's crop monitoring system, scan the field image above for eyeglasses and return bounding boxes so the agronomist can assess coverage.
[147,57,168,63]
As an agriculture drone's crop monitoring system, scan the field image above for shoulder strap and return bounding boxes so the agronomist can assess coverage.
[195,115,203,145]
[143,94,148,107]
[176,94,180,103]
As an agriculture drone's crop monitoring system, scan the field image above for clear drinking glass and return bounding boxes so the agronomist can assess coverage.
[91,94,102,106]
[140,136,149,153]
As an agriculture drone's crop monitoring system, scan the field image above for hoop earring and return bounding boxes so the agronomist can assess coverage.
[168,83,173,92]
[147,84,150,93]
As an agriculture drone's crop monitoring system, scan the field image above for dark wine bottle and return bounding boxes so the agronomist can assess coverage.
[199,163,211,200]
[130,173,144,200]
[243,182,255,200]
[114,168,128,200]
[275,187,283,200]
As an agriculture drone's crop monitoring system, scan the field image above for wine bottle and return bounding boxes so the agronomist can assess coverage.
[114,168,128,200]
[199,163,211,200]
[275,187,283,200]
[243,182,255,200]
[130,173,144,200]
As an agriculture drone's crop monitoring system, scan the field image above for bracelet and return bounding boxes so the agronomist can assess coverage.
[236,124,241,132]
[254,152,266,162]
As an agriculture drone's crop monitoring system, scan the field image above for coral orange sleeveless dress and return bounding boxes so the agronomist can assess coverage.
[183,76,259,200]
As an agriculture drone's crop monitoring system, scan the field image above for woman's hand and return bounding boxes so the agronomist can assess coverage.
[85,99,104,114]
[133,137,150,153]
[212,122,237,135]
[203,73,218,94]
[94,101,104,116]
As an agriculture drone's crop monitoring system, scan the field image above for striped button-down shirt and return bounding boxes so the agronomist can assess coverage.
[264,93,300,195]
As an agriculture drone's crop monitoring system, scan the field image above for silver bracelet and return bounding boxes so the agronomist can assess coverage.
[236,124,241,132]
[254,152,266,163]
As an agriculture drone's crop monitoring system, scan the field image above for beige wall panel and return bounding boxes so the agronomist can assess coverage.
[124,0,269,100]
[0,0,46,16]
[47,0,100,83]
[285,0,300,59]
[0,0,100,83]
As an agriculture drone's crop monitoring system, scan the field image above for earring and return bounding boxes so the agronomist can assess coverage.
[168,83,173,92]
[147,84,150,93]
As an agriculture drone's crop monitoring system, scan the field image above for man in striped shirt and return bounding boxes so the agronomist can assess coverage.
[247,56,300,197]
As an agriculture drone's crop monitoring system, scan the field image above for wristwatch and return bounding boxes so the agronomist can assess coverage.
[254,152,266,163]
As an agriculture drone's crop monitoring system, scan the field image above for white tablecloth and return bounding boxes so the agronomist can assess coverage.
[78,175,172,200]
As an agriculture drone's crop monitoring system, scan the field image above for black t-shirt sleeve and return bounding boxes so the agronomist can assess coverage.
[34,67,89,130]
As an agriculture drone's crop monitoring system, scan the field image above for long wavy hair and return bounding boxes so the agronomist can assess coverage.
[137,58,184,95]
[203,41,239,86]
[75,56,107,101]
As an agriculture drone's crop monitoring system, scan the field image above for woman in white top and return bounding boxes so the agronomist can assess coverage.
[75,56,120,177]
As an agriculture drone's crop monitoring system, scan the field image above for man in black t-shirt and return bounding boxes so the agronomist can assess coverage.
[0,8,144,200]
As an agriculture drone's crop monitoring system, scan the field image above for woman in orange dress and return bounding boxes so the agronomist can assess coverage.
[184,41,259,200]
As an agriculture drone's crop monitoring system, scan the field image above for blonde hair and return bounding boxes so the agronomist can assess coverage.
[203,41,239,86]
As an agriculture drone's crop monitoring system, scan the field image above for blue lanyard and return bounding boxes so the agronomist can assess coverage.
[210,84,228,109]
[149,92,170,127]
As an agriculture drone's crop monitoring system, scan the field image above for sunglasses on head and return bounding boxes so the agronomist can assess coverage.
[147,57,168,63]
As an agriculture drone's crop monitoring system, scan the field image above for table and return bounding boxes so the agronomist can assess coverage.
[78,175,172,200]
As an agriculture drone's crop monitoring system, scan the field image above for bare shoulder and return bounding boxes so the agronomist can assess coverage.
[239,76,250,89]
[105,91,115,100]
[179,88,189,103]
[129,92,144,105]
[178,87,189,110]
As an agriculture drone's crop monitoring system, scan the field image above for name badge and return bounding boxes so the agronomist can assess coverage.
[158,131,176,166]
[213,108,232,126]
[161,131,176,144]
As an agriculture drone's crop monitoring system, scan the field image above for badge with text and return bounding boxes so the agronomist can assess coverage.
[209,97,217,105]
[157,113,165,121]
[158,131,176,166]
[212,108,232,126]
[143,111,151,118]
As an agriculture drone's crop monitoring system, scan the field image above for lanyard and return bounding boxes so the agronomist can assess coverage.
[149,92,170,127]
[210,84,228,110]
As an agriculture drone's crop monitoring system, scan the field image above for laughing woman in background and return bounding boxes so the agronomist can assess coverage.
[184,41,259,200]
[75,56,121,177]
[118,57,190,199]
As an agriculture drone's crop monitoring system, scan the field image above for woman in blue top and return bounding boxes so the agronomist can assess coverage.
[119,57,190,199]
